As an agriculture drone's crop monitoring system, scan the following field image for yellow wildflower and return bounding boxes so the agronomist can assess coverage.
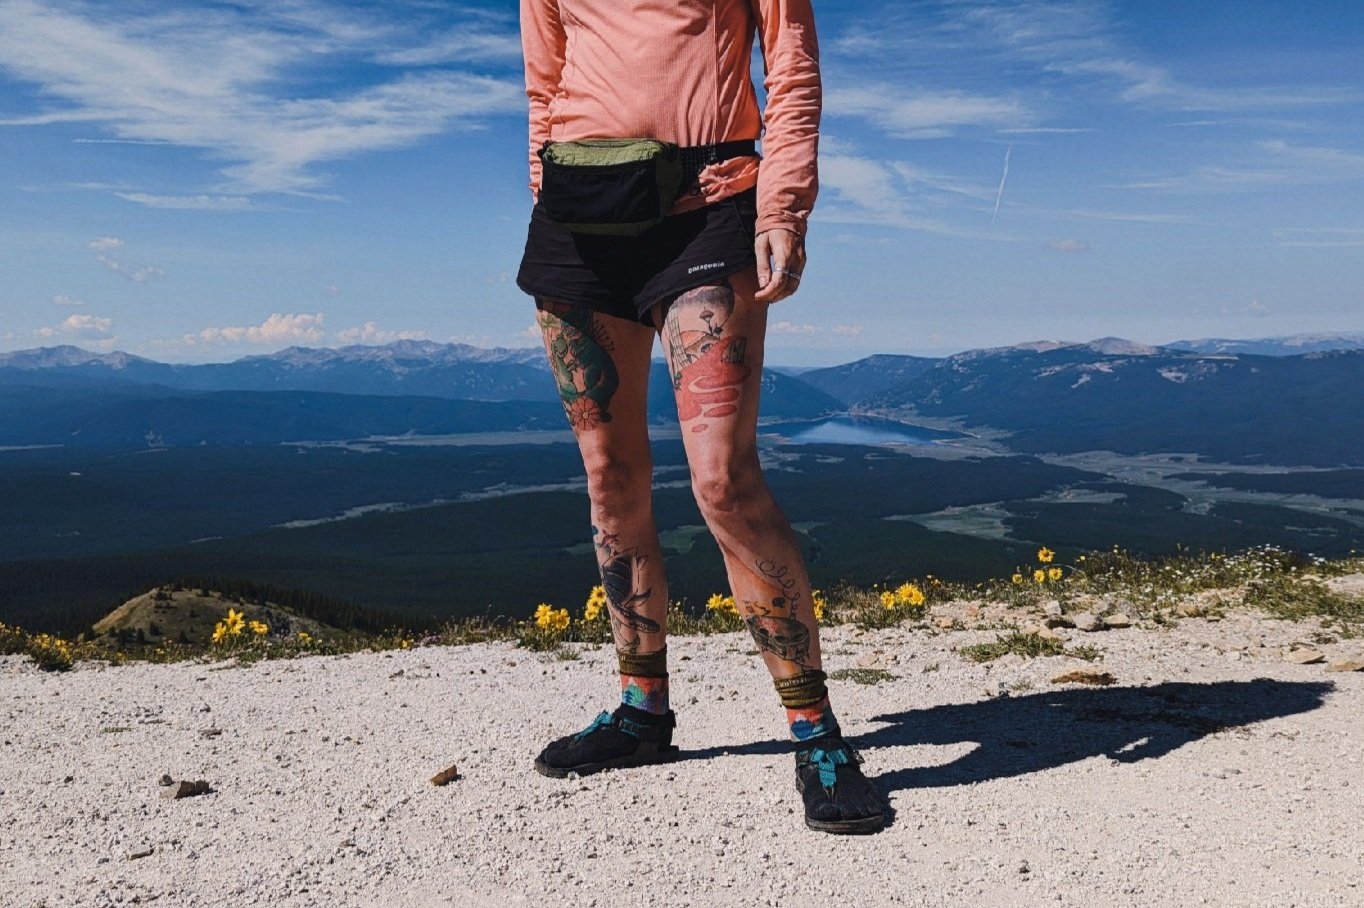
[1011,573,1024,585]
[249,620,269,637]
[706,593,738,616]
[1034,569,1046,584]
[297,631,312,644]
[1037,547,1055,564]
[1047,566,1063,582]
[879,589,897,610]
[223,608,245,636]
[211,622,228,644]
[534,603,571,632]
[894,582,926,607]
[811,589,827,622]
[584,585,607,621]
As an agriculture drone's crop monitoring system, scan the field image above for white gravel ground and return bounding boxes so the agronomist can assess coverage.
[3,610,1363,908]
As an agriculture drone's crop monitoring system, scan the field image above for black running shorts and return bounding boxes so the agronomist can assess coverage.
[516,187,757,326]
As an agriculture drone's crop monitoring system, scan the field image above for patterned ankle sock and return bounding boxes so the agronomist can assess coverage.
[775,669,842,742]
[618,647,669,715]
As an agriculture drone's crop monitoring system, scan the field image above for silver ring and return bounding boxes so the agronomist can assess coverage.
[776,268,802,280]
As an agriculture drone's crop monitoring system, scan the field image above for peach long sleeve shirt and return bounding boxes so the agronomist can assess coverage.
[519,0,821,238]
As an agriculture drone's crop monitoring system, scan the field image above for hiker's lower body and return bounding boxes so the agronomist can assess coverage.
[517,189,887,834]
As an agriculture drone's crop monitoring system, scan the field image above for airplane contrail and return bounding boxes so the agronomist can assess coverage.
[992,143,1013,224]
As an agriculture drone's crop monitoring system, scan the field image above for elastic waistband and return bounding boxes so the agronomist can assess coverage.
[680,140,757,183]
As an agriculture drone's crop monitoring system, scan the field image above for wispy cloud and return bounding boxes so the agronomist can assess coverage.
[88,236,164,283]
[115,193,256,210]
[1273,227,1364,248]
[52,294,84,306]
[0,0,524,195]
[1048,238,1089,253]
[826,86,1028,139]
[819,152,1010,237]
[1122,141,1364,192]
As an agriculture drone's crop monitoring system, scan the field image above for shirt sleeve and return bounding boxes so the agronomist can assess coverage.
[520,0,567,200]
[751,0,822,238]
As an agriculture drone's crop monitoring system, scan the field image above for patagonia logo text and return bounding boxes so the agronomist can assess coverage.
[687,261,726,275]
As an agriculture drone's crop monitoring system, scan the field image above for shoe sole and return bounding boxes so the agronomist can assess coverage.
[534,744,680,779]
[804,813,887,835]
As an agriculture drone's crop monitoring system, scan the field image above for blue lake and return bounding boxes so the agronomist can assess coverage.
[761,416,965,446]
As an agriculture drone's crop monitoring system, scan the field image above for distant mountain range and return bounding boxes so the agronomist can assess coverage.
[843,342,1364,468]
[2,332,1360,465]
[0,343,842,446]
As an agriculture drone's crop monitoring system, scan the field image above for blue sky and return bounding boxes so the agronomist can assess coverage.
[1,0,1362,366]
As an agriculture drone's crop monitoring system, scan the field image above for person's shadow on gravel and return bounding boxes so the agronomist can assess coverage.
[680,678,1333,803]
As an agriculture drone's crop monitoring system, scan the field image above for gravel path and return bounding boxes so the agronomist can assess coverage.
[3,610,1362,908]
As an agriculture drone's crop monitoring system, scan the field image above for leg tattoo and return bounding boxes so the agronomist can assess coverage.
[594,528,661,653]
[538,299,620,431]
[665,282,752,433]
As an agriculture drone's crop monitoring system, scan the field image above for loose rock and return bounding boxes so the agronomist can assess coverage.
[1051,669,1117,686]
[1071,612,1102,632]
[430,764,460,786]
[1326,658,1364,673]
[1284,648,1326,665]
[1102,613,1133,629]
[160,779,212,800]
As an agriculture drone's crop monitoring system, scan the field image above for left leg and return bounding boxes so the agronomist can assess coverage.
[653,270,887,833]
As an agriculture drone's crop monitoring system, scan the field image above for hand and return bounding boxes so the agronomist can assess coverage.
[754,228,806,304]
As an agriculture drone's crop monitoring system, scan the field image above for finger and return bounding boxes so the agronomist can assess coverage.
[754,269,788,303]
[754,232,773,294]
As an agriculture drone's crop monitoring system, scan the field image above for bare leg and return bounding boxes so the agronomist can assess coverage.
[651,271,821,680]
[536,298,669,655]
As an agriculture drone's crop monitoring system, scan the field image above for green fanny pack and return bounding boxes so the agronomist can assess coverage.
[537,138,757,237]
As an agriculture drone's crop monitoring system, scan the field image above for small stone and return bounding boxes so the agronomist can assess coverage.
[1102,613,1132,629]
[1034,626,1065,642]
[964,605,981,620]
[1284,648,1326,665]
[161,779,212,800]
[1041,600,1063,619]
[199,728,223,738]
[128,847,155,860]
[1326,658,1364,673]
[1051,669,1116,687]
[1070,612,1101,632]
[158,774,174,787]
[935,616,955,629]
[430,764,461,786]
[856,653,888,670]
[1175,601,1204,618]
[1045,613,1075,629]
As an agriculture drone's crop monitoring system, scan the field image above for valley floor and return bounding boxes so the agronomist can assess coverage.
[3,597,1363,908]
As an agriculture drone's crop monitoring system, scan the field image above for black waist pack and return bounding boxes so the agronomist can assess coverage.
[537,138,757,237]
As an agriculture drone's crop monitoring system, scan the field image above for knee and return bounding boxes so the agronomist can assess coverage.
[690,457,766,521]
[583,452,652,516]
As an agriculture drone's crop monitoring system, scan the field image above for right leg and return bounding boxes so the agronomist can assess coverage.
[533,297,678,776]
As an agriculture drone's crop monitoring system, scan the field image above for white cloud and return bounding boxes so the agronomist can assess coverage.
[827,86,1028,139]
[1273,227,1364,248]
[0,0,524,195]
[88,236,122,252]
[771,321,822,336]
[335,322,428,344]
[193,312,325,344]
[1049,239,1090,253]
[818,153,1009,238]
[60,313,114,336]
[1122,141,1364,193]
[830,324,864,337]
[115,193,254,210]
[52,294,84,306]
